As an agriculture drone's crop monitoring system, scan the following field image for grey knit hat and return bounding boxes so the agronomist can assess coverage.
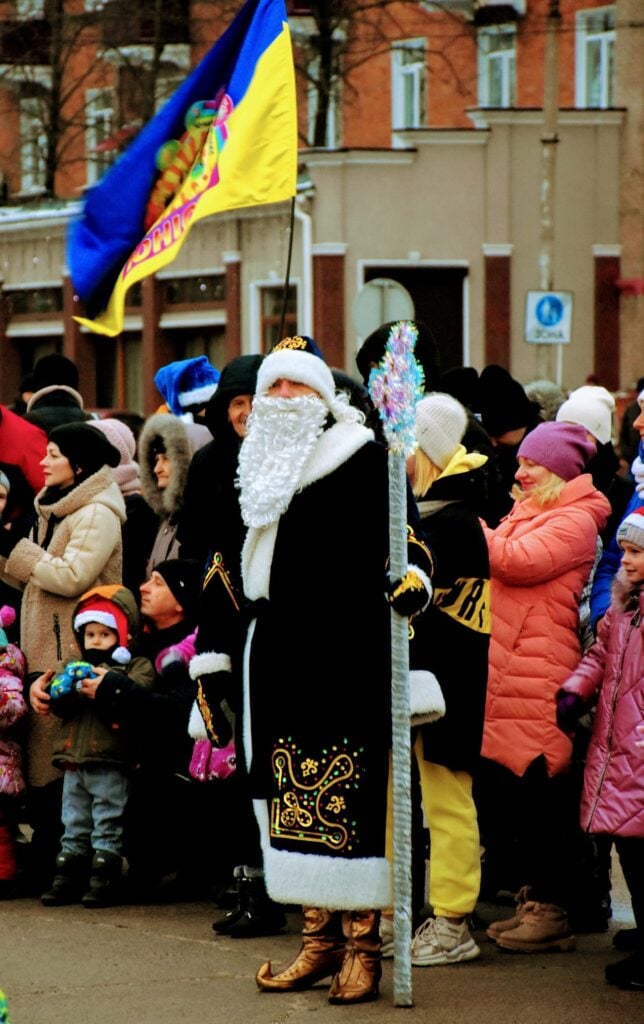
[616,508,644,550]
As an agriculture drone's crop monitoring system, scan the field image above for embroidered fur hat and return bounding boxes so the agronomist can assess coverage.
[556,385,615,445]
[517,421,595,481]
[617,507,644,551]
[415,393,468,470]
[154,356,220,417]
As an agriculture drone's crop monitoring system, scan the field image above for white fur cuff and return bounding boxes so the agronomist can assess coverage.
[189,651,231,680]
[408,563,433,612]
[409,669,445,724]
[188,699,208,740]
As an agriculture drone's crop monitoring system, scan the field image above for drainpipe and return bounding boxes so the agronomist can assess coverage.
[294,197,313,336]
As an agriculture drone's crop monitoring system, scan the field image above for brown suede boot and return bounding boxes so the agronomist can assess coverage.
[256,907,345,991]
[328,910,381,1005]
[496,901,576,953]
[487,885,533,942]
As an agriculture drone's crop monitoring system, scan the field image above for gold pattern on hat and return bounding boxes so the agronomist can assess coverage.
[273,336,307,351]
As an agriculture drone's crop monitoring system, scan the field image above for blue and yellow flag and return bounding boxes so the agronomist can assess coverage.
[68,0,297,337]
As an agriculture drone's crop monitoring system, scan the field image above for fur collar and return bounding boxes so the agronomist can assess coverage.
[35,466,125,522]
[611,568,644,614]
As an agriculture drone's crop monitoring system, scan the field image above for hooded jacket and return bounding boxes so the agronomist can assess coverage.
[24,385,87,435]
[138,414,209,571]
[51,585,155,769]
[2,467,125,786]
[481,474,611,777]
[561,571,644,838]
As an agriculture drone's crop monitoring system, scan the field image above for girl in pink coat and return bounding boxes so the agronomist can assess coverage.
[478,422,610,953]
[557,507,644,992]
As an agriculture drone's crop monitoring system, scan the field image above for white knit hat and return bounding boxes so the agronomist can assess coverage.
[556,385,615,445]
[415,393,468,470]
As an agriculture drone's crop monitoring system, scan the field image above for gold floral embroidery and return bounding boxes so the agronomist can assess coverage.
[273,335,307,351]
[270,740,364,852]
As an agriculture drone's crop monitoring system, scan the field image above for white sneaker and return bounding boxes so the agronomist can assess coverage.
[411,916,480,967]
[380,915,394,958]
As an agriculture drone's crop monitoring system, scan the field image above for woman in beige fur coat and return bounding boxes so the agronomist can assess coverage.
[0,422,124,889]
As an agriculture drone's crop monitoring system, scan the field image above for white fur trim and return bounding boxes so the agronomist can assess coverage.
[189,651,231,680]
[74,610,118,633]
[257,350,336,406]
[409,669,445,724]
[112,646,131,665]
[254,799,391,910]
[242,522,279,601]
[179,383,218,408]
[408,564,433,612]
[188,700,208,740]
[242,619,256,771]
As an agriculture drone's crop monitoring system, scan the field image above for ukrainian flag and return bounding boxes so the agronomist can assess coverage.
[68,0,297,337]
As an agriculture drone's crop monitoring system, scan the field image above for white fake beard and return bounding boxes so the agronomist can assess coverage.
[237,394,329,528]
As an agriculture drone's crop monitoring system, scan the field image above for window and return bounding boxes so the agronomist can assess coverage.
[391,39,426,129]
[86,89,116,185]
[20,97,47,193]
[478,26,516,108]
[260,286,297,353]
[576,7,615,108]
[15,0,45,17]
[307,58,340,147]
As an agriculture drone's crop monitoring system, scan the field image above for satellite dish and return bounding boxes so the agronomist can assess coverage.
[352,278,415,339]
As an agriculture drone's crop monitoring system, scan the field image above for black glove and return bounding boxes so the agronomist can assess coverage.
[555,689,586,732]
[387,568,431,619]
[0,526,19,559]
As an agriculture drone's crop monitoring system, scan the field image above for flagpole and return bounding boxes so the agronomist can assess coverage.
[278,195,296,339]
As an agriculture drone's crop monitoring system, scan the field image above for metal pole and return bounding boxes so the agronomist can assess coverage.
[278,196,296,340]
[536,0,561,380]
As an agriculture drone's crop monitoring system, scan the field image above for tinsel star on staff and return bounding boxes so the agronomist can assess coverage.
[368,320,424,1008]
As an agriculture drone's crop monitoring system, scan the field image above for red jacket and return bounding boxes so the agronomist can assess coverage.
[561,572,644,838]
[0,405,47,513]
[481,474,610,777]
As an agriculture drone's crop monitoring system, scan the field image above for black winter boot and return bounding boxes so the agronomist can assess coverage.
[224,875,287,938]
[82,850,123,908]
[41,851,90,906]
[212,867,247,934]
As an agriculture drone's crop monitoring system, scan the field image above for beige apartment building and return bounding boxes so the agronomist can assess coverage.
[0,0,640,412]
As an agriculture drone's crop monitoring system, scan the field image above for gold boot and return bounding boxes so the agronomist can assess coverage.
[256,907,345,991]
[328,910,381,1005]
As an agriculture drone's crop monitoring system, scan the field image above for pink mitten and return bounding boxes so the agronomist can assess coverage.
[188,738,213,782]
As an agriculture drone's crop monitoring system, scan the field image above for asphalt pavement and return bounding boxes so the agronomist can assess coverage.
[0,888,639,1024]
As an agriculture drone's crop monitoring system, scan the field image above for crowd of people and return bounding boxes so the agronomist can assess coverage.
[0,338,642,1005]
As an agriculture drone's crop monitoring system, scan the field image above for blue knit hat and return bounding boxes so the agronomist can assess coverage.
[154,356,220,416]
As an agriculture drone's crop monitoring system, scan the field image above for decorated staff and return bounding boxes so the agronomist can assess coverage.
[369,321,425,1007]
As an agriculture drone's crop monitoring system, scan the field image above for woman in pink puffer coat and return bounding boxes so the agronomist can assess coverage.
[478,422,610,954]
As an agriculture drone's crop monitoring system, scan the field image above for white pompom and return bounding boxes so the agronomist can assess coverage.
[112,646,131,665]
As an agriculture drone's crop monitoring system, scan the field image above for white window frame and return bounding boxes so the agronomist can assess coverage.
[391,38,426,130]
[477,24,516,108]
[307,58,341,148]
[86,87,116,185]
[19,97,47,194]
[575,6,615,109]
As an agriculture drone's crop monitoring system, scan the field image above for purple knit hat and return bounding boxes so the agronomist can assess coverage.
[517,421,595,481]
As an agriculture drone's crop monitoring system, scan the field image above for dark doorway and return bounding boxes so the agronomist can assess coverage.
[364,265,467,375]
